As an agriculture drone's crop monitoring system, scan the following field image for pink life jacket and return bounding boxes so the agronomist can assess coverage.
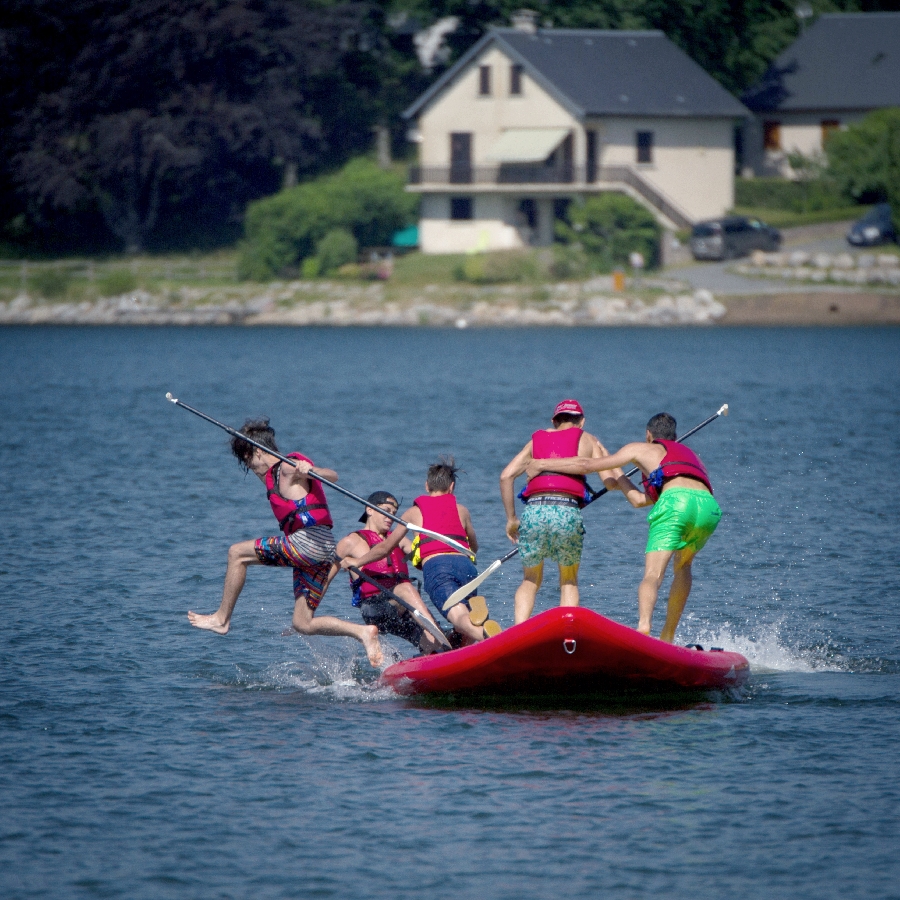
[265,452,333,534]
[413,494,471,562]
[521,427,587,503]
[641,440,713,503]
[349,529,410,605]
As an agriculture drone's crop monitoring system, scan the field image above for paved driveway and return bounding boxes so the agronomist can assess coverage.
[666,220,857,295]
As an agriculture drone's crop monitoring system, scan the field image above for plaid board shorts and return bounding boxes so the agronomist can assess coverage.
[254,525,336,611]
[518,502,585,568]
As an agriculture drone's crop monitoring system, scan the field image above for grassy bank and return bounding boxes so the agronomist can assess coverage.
[731,205,867,229]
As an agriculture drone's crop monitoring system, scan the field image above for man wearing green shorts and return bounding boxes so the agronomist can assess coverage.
[500,399,621,624]
[526,412,721,642]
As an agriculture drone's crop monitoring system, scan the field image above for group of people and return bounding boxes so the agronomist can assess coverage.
[188,399,722,666]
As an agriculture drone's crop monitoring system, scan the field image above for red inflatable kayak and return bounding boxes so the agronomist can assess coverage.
[380,607,749,696]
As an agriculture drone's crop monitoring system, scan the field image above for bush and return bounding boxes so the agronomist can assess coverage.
[825,108,900,229]
[734,176,846,213]
[29,267,71,299]
[238,158,418,279]
[315,228,358,275]
[453,249,540,284]
[556,194,660,270]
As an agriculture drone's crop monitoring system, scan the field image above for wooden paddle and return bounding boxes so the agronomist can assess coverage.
[166,392,473,556]
[441,404,729,611]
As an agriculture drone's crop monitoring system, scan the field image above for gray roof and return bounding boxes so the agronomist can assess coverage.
[404,28,749,120]
[743,12,900,113]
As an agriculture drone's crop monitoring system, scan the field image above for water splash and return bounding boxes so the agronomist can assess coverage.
[691,622,845,674]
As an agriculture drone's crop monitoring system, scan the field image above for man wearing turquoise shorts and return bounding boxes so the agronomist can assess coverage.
[526,412,721,643]
[500,399,621,624]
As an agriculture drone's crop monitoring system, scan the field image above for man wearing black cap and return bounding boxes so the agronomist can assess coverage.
[500,400,621,624]
[335,491,443,654]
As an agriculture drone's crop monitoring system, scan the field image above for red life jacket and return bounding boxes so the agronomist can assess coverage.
[265,452,333,534]
[521,427,587,503]
[349,529,410,605]
[413,494,471,562]
[642,440,713,503]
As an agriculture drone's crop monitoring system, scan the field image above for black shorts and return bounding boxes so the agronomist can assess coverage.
[358,596,424,648]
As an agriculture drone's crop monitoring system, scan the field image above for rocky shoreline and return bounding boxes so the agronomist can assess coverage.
[1,278,898,326]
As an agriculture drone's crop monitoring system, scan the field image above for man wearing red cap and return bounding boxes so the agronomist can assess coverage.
[500,400,621,624]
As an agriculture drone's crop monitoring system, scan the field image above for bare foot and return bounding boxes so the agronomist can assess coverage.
[361,625,384,667]
[187,610,230,634]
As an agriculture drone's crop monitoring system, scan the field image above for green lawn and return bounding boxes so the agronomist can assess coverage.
[0,249,241,303]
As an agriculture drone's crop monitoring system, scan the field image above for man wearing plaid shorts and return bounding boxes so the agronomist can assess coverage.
[187,418,383,667]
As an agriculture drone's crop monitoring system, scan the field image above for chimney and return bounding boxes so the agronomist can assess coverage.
[511,9,538,34]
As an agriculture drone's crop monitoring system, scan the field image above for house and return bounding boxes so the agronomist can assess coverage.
[402,20,749,254]
[741,12,900,177]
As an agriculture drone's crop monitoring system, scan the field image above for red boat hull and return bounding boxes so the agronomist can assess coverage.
[380,607,749,696]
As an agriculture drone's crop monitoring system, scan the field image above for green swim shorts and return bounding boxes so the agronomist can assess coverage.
[518,502,585,568]
[646,488,721,554]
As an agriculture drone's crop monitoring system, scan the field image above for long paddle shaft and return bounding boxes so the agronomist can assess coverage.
[166,393,472,556]
[442,403,729,611]
[342,561,452,650]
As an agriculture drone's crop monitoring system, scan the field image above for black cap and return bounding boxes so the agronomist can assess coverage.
[358,491,399,523]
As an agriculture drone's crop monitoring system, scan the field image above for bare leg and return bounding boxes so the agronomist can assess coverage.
[514,564,544,625]
[292,599,384,667]
[391,584,443,654]
[659,549,695,643]
[558,563,580,608]
[447,603,487,644]
[637,550,674,636]
[188,539,261,634]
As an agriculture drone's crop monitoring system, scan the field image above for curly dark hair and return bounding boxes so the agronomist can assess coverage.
[426,455,459,492]
[231,417,279,471]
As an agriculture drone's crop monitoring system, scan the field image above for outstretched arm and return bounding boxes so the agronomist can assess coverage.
[339,505,419,570]
[499,442,533,542]
[526,442,645,479]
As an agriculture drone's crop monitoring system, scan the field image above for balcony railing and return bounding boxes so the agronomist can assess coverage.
[408,164,693,229]
[410,164,580,185]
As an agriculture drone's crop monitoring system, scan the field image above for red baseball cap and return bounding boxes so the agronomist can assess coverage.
[554,399,584,417]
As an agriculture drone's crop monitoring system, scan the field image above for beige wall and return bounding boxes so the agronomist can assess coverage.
[589,116,735,221]
[417,45,580,166]
[419,194,525,253]
[744,111,868,177]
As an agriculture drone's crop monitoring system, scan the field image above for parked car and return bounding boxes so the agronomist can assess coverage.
[690,216,781,261]
[846,203,896,246]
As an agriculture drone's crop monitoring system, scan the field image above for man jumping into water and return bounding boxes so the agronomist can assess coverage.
[500,399,621,624]
[526,412,721,642]
[187,418,383,667]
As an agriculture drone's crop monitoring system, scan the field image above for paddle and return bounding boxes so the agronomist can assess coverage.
[340,560,452,650]
[441,403,729,611]
[166,393,472,556]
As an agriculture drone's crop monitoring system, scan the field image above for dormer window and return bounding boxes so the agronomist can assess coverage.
[510,64,523,95]
[479,65,491,96]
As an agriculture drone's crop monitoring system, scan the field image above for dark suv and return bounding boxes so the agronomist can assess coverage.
[846,203,896,246]
[690,216,781,261]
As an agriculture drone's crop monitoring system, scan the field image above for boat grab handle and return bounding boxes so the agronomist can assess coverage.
[563,639,576,655]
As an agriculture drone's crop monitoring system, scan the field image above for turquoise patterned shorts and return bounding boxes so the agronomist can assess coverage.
[518,503,585,568]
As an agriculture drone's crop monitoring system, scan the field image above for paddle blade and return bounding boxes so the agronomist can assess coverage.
[414,611,452,649]
[441,560,501,611]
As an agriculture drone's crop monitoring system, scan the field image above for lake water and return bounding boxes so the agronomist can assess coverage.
[1,325,898,900]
